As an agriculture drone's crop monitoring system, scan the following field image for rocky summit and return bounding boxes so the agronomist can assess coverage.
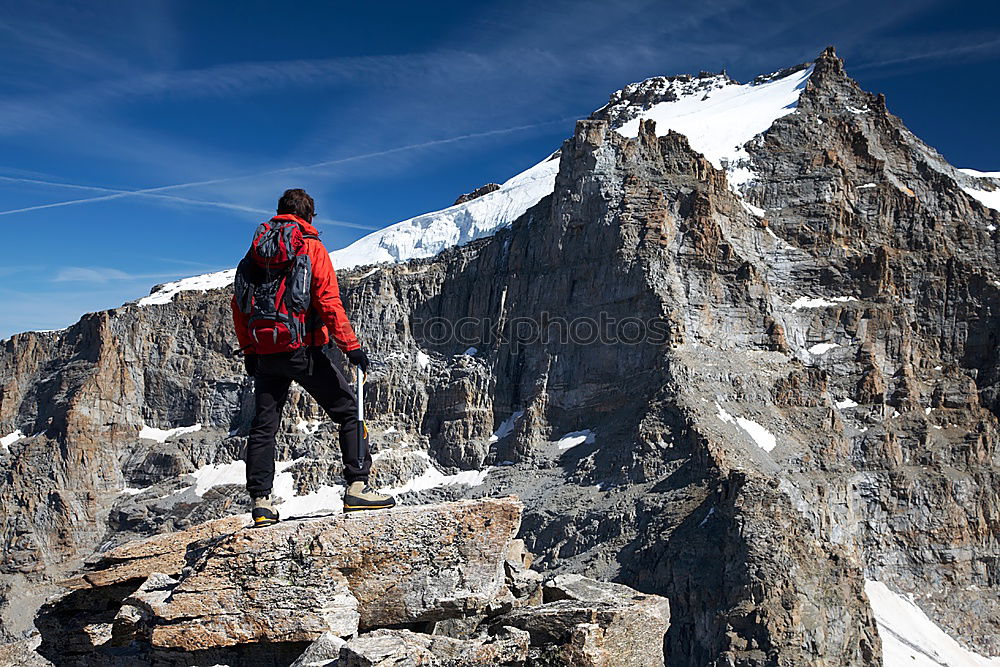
[1,47,1000,666]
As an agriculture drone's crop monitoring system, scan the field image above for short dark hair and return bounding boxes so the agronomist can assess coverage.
[276,188,315,220]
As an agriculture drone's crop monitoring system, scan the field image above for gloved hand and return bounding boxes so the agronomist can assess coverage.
[346,348,370,374]
[244,353,258,377]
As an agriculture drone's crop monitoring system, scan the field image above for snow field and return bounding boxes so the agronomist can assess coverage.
[615,66,814,192]
[865,580,1000,666]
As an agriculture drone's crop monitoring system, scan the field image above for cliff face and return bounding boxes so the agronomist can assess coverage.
[1,48,998,665]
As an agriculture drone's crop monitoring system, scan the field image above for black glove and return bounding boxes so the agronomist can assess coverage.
[346,348,370,374]
[244,353,258,377]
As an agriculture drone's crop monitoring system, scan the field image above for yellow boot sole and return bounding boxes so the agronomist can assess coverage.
[343,502,395,513]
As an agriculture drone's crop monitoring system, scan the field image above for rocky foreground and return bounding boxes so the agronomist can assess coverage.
[23,498,669,666]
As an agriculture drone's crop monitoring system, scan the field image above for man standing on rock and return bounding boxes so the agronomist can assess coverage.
[231,188,395,527]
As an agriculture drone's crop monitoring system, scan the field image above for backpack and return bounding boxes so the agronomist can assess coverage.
[233,218,317,354]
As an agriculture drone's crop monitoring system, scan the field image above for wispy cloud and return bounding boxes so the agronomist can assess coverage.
[0,48,547,137]
[53,266,189,283]
[0,117,574,218]
[852,37,1000,71]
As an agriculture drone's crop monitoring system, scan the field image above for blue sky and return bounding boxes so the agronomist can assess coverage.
[1,0,998,338]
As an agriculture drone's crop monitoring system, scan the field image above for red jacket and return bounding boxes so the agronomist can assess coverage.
[231,215,361,354]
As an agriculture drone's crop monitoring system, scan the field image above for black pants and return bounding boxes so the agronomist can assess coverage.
[245,346,370,497]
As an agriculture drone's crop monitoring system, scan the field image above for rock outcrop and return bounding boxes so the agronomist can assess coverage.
[338,628,530,666]
[38,498,521,662]
[35,497,671,666]
[2,47,999,665]
[454,183,501,205]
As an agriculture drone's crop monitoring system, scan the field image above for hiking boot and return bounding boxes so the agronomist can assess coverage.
[344,481,396,512]
[251,494,280,528]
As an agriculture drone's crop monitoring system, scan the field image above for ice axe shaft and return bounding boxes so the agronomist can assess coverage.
[356,367,367,463]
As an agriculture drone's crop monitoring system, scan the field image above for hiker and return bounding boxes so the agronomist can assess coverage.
[231,188,395,527]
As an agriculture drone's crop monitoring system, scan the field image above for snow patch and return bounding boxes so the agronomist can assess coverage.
[557,429,595,451]
[295,419,322,435]
[741,201,765,217]
[962,186,1000,212]
[181,458,347,516]
[808,342,839,355]
[489,410,524,443]
[415,350,430,370]
[715,404,777,452]
[139,423,202,443]
[858,183,877,189]
[734,417,777,453]
[835,398,859,409]
[378,463,490,495]
[846,105,869,114]
[957,169,1000,212]
[0,429,25,451]
[269,459,345,516]
[790,296,857,309]
[279,485,345,517]
[865,580,1000,666]
[190,459,246,496]
[959,169,1000,179]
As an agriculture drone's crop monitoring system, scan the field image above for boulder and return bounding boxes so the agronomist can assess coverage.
[149,567,359,650]
[542,573,640,604]
[291,631,348,667]
[494,574,670,667]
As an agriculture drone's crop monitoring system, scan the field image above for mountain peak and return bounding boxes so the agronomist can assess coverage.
[811,44,847,81]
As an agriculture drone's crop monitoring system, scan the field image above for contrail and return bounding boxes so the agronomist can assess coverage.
[0,117,575,217]
[0,175,271,216]
[0,175,384,229]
